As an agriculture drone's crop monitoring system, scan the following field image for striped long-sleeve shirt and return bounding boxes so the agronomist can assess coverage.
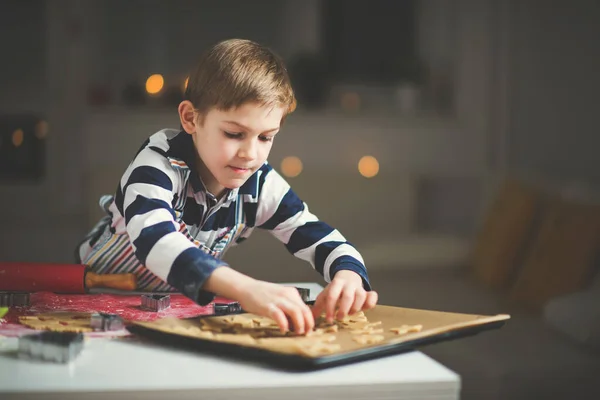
[83,129,371,305]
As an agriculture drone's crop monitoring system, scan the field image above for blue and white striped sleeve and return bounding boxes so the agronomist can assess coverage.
[255,166,371,290]
[119,147,225,304]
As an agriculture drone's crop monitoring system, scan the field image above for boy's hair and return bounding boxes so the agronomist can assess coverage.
[184,39,296,124]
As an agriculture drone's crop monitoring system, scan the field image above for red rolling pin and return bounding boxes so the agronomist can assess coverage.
[0,262,137,293]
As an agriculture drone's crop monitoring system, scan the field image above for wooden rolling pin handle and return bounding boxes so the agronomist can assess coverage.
[84,271,138,291]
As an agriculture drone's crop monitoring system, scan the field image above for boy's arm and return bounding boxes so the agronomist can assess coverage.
[118,147,226,305]
[254,165,371,290]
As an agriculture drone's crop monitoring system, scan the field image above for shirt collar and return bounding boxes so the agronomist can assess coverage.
[167,131,238,200]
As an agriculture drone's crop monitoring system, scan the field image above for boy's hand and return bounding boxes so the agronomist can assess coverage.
[311,270,378,323]
[238,280,314,334]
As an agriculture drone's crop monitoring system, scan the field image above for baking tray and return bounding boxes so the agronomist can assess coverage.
[127,304,510,371]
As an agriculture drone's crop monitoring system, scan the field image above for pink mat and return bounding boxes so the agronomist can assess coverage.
[0,291,227,338]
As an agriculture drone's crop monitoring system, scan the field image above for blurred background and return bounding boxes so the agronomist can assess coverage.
[1,0,599,277]
[1,1,599,398]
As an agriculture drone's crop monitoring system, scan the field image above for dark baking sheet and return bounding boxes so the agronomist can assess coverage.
[127,305,510,371]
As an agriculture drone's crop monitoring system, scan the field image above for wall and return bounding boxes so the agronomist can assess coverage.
[86,0,285,93]
[0,1,91,262]
[507,0,600,183]
[0,0,493,268]
[6,1,598,275]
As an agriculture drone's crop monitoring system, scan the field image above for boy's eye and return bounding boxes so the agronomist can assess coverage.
[224,131,242,139]
[259,135,274,142]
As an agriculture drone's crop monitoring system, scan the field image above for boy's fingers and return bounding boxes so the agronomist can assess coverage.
[325,281,343,323]
[267,303,289,333]
[291,292,314,332]
[311,290,327,319]
[336,288,356,320]
[349,288,367,315]
[277,300,305,334]
[282,290,314,333]
[302,304,315,332]
[363,291,379,310]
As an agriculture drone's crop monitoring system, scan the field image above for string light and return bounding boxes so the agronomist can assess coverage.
[183,76,189,93]
[281,156,303,178]
[145,74,164,95]
[358,155,379,178]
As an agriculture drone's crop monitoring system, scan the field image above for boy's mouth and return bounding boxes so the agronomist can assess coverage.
[229,166,251,174]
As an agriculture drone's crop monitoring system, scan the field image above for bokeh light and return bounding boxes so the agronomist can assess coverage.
[35,120,48,139]
[145,74,164,95]
[281,156,303,178]
[12,129,24,147]
[358,155,379,178]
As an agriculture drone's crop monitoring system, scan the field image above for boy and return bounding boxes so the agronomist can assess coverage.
[77,39,378,334]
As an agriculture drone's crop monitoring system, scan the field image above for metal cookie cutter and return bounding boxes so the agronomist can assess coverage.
[90,312,125,331]
[295,287,311,303]
[0,291,31,307]
[141,294,171,312]
[214,301,242,315]
[18,331,84,363]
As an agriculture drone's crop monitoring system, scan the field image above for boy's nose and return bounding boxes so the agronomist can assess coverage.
[238,140,257,161]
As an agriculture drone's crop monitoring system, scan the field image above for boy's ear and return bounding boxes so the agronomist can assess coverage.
[178,100,196,134]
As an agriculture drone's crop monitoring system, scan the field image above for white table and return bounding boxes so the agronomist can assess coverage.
[0,283,460,400]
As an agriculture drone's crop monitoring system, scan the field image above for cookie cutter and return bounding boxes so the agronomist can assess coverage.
[90,312,125,331]
[141,294,171,312]
[18,331,84,363]
[295,287,311,303]
[214,301,242,315]
[0,291,30,307]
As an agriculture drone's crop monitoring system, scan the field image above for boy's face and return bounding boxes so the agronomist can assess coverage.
[186,102,284,198]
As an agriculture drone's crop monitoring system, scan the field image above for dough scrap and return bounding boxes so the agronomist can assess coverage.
[352,334,385,345]
[19,312,93,333]
[390,324,423,335]
[166,324,214,339]
[295,341,341,357]
[255,335,340,357]
[350,328,384,335]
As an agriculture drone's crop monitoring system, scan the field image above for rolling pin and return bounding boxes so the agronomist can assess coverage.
[0,262,137,293]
